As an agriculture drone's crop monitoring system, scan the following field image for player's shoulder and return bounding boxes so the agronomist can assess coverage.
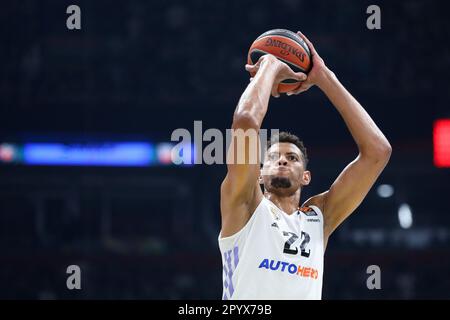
[301,191,327,214]
[299,206,317,215]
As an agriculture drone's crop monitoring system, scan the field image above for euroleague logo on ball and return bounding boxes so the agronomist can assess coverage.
[264,38,306,62]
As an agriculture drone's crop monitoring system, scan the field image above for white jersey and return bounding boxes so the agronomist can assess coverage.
[218,196,324,300]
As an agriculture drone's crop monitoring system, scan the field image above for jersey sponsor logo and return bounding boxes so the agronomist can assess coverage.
[258,258,319,280]
[300,207,317,217]
[306,218,320,222]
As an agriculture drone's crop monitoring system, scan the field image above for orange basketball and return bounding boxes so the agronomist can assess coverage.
[247,29,312,93]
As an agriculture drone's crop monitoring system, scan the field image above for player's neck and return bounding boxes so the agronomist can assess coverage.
[264,189,301,215]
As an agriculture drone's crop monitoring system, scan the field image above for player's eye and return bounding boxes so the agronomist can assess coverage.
[268,153,279,161]
[288,155,298,161]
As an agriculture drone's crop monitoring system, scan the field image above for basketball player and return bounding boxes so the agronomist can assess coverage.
[219,32,391,299]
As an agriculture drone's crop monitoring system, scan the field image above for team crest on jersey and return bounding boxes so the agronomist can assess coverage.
[299,207,317,217]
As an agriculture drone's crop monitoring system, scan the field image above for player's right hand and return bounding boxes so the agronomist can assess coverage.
[245,54,307,98]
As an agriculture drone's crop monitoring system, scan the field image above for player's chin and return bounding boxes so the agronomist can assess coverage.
[270,176,292,189]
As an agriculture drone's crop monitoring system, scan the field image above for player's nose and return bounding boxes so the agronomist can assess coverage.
[278,156,288,166]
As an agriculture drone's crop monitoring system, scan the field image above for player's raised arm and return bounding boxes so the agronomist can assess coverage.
[220,55,307,237]
[295,32,392,240]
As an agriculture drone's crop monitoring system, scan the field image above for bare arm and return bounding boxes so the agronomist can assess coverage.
[221,55,307,237]
[295,32,392,239]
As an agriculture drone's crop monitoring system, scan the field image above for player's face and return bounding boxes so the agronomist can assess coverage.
[261,142,310,195]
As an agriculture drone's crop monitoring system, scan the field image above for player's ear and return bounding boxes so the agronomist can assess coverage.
[259,165,265,184]
[302,170,311,186]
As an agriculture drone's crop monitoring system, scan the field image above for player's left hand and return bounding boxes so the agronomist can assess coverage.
[286,31,330,96]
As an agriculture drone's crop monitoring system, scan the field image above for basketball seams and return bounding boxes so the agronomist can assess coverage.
[255,29,311,56]
[250,35,311,71]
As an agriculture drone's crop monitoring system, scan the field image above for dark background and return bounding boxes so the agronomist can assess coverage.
[1,0,450,299]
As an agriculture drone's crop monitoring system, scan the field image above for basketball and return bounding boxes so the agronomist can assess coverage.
[247,29,312,93]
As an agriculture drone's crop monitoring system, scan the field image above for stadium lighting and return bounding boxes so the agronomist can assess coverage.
[433,119,450,168]
[377,184,394,198]
[398,203,413,229]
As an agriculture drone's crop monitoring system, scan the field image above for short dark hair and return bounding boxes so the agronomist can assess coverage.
[267,131,309,168]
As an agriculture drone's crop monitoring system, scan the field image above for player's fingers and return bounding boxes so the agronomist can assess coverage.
[297,31,314,49]
[291,72,307,82]
[287,88,306,96]
[297,31,318,55]
[245,64,257,72]
[295,86,311,95]
[271,85,280,98]
[287,84,311,96]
